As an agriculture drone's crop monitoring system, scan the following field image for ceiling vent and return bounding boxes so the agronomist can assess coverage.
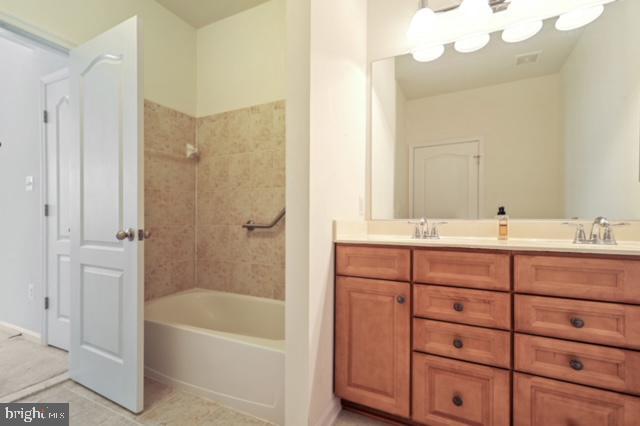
[515,51,541,66]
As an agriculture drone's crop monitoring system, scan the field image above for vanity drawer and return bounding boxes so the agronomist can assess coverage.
[414,285,512,330]
[414,249,511,291]
[515,255,640,304]
[412,353,510,426]
[336,245,410,281]
[515,334,640,395]
[515,295,640,349]
[514,373,640,426]
[413,319,511,368]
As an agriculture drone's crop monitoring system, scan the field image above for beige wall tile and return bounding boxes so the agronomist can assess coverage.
[196,100,286,300]
[144,100,284,301]
[144,101,196,301]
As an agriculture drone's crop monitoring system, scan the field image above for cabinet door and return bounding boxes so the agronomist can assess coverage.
[413,353,510,426]
[514,373,640,426]
[335,276,411,417]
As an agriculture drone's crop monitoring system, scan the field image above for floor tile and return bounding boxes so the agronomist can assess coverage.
[334,410,391,425]
[0,332,68,398]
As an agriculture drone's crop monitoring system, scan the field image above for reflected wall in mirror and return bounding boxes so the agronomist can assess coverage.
[371,0,640,220]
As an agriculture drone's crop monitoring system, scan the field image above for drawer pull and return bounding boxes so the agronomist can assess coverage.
[570,359,584,371]
[453,339,464,349]
[570,317,585,328]
[452,395,464,407]
[453,302,464,312]
[397,295,406,305]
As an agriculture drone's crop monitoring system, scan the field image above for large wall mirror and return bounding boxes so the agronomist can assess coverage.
[370,0,640,221]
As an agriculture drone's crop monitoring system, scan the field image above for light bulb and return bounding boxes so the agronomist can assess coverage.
[454,33,490,53]
[556,4,604,31]
[502,19,543,43]
[412,44,445,62]
[502,0,543,43]
[458,0,493,20]
[407,7,436,44]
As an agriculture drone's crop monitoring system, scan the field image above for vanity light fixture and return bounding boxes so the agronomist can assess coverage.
[501,0,543,43]
[555,3,605,31]
[407,1,436,46]
[454,33,491,53]
[412,44,445,62]
[407,0,613,63]
[454,0,492,53]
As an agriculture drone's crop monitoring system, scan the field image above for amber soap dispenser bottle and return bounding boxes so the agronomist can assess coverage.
[497,206,509,240]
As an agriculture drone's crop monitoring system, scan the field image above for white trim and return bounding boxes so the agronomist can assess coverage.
[40,68,70,347]
[0,321,42,343]
[145,367,281,425]
[0,12,74,52]
[408,137,484,219]
[312,398,341,426]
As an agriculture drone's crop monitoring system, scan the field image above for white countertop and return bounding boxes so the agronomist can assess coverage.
[335,234,640,256]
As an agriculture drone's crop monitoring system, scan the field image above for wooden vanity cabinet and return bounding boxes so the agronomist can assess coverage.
[335,245,640,426]
[334,272,411,417]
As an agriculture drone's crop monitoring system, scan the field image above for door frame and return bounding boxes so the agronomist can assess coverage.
[408,137,485,219]
[0,18,71,345]
[40,67,70,347]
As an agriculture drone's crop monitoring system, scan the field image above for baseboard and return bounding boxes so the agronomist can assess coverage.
[145,367,281,425]
[312,397,341,426]
[0,321,41,343]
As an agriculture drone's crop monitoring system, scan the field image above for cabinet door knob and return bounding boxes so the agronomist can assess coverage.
[570,317,585,328]
[397,295,406,305]
[570,359,584,371]
[453,339,464,349]
[452,395,464,407]
[453,302,464,312]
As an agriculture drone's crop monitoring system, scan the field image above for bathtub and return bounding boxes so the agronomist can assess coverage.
[144,289,284,424]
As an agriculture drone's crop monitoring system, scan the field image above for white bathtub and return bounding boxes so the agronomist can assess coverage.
[144,289,284,424]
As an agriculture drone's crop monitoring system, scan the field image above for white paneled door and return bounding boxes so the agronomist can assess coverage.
[43,69,71,351]
[69,16,144,413]
[412,140,480,219]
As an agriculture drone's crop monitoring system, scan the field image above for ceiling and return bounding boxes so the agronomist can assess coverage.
[394,19,584,100]
[155,0,271,28]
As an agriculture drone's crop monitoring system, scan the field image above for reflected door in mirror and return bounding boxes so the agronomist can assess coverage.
[412,140,480,219]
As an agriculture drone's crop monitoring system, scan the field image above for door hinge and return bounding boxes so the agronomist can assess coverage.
[44,204,50,217]
[44,297,49,310]
[43,110,49,124]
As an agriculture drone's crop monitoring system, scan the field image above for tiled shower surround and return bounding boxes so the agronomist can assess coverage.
[144,100,285,301]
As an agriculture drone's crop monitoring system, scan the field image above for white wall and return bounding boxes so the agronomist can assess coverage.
[286,0,367,424]
[371,58,397,218]
[0,0,197,115]
[0,36,67,333]
[196,0,286,117]
[404,74,565,219]
[562,0,640,220]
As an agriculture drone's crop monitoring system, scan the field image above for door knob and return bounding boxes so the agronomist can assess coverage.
[397,295,406,305]
[116,228,135,241]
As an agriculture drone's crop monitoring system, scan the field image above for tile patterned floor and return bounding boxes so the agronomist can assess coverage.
[0,326,68,398]
[19,378,271,425]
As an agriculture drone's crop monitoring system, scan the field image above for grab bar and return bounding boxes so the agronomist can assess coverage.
[243,208,286,231]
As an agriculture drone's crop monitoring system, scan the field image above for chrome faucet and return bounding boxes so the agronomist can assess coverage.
[564,217,629,245]
[408,218,448,240]
[589,216,609,244]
